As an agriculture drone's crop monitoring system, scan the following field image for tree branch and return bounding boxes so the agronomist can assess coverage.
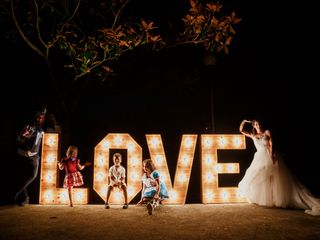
[112,0,130,28]
[10,0,48,62]
[59,0,81,33]
[32,0,48,51]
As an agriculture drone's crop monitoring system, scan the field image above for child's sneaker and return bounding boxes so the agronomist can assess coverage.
[123,204,128,209]
[105,204,110,209]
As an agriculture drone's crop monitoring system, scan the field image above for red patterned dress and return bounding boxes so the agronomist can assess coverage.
[60,157,84,188]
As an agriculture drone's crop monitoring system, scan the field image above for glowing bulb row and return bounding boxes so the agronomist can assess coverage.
[40,133,247,205]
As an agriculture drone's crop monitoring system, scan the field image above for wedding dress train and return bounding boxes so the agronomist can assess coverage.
[238,133,320,216]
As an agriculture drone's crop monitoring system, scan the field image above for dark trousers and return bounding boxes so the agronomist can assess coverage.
[15,154,40,203]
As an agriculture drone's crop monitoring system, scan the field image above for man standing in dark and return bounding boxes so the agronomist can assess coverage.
[14,108,47,206]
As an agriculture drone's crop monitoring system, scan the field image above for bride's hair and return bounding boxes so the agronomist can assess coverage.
[251,119,263,135]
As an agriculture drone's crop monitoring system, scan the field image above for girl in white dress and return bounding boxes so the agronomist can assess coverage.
[137,159,169,215]
[238,119,320,216]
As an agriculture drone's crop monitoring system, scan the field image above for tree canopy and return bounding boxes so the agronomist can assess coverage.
[0,0,241,144]
[1,0,241,81]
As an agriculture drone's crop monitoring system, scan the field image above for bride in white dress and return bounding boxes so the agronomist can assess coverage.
[238,119,320,216]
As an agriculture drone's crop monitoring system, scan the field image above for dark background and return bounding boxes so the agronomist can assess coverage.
[0,0,318,204]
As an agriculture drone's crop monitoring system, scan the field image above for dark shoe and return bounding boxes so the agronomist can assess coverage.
[18,197,30,207]
[123,204,128,209]
[147,203,153,215]
[105,204,110,209]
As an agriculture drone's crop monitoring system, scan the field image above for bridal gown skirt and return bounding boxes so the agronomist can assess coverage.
[238,149,320,216]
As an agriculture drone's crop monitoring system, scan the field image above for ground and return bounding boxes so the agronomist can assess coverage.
[1,203,320,240]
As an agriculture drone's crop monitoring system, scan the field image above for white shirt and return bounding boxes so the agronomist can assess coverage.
[108,165,126,185]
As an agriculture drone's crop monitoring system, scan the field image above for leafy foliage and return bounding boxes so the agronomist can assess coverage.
[180,0,241,54]
[1,0,240,82]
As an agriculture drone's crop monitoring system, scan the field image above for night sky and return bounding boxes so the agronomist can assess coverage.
[0,0,318,204]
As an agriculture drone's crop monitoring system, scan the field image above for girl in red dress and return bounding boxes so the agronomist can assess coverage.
[58,146,91,206]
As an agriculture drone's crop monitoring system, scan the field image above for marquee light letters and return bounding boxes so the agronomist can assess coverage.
[39,133,247,205]
[39,133,88,204]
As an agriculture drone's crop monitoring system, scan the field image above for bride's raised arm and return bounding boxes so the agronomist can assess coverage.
[239,119,253,138]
